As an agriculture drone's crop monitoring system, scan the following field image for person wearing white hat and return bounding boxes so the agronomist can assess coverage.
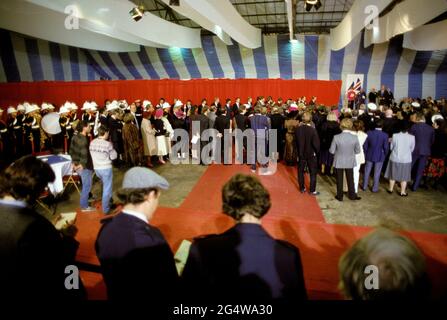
[68,103,79,136]
[58,106,72,153]
[82,102,96,135]
[6,106,25,158]
[41,103,52,116]
[23,104,42,154]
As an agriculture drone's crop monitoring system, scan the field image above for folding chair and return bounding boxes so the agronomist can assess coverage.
[36,189,54,215]
[62,169,81,195]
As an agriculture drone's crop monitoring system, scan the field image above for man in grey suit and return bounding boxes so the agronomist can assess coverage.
[329,118,362,201]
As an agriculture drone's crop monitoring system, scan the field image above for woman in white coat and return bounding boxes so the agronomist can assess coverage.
[141,105,157,167]
[352,120,368,193]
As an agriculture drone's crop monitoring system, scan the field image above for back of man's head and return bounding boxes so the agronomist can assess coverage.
[97,125,109,137]
[339,228,430,300]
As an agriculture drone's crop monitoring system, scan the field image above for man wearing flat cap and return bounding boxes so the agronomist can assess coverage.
[95,167,178,300]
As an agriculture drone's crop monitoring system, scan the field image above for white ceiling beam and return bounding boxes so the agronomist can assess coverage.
[27,0,202,48]
[161,0,233,45]
[0,0,139,52]
[181,0,262,48]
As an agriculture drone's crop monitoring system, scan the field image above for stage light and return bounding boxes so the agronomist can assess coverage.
[169,0,180,5]
[305,0,322,12]
[129,5,145,22]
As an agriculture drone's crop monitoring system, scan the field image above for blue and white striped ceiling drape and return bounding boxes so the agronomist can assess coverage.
[1,28,447,101]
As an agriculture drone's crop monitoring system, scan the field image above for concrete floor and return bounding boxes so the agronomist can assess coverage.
[47,162,447,235]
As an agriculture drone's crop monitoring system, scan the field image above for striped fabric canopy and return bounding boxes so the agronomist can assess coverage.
[1,28,447,101]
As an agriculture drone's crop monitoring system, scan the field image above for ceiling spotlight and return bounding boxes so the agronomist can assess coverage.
[129,5,145,22]
[305,0,322,12]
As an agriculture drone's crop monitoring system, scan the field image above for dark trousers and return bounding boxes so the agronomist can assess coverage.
[411,155,429,191]
[298,157,318,192]
[336,168,356,200]
[363,161,383,192]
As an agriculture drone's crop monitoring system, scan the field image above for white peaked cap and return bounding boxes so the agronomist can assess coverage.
[367,103,377,111]
[174,100,183,108]
[82,101,92,110]
[25,104,40,114]
[63,101,72,109]
[412,102,421,108]
[107,101,120,111]
[70,103,78,110]
[143,100,151,108]
[41,103,50,110]
[162,102,171,109]
[41,112,61,135]
[58,106,70,114]
[7,106,17,114]
[17,104,25,111]
[90,101,98,107]
[431,114,444,123]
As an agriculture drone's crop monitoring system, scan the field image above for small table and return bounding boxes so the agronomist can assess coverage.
[37,154,72,195]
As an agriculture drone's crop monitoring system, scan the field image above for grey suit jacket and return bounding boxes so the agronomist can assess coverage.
[329,131,361,168]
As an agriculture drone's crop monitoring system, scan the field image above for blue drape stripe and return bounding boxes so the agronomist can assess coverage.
[304,36,318,80]
[68,47,80,81]
[118,52,143,79]
[201,36,224,78]
[408,51,433,99]
[98,51,126,80]
[156,48,180,79]
[277,34,292,79]
[381,35,404,93]
[24,38,44,81]
[0,29,20,82]
[253,36,269,79]
[49,42,64,81]
[136,47,160,79]
[227,42,245,79]
[355,30,374,91]
[181,48,202,79]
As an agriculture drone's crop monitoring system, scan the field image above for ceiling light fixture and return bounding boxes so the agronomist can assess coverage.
[129,5,146,22]
[305,0,322,12]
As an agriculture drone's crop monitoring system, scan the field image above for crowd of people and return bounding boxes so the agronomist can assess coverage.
[0,156,435,301]
[1,88,446,205]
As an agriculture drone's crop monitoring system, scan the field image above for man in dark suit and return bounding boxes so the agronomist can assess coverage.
[190,106,210,164]
[96,167,178,300]
[368,88,378,105]
[269,107,285,161]
[0,156,85,300]
[214,108,231,164]
[249,106,271,173]
[295,112,320,195]
[409,113,435,191]
[232,97,241,116]
[329,118,362,201]
[363,119,389,192]
[182,174,307,302]
[233,105,249,163]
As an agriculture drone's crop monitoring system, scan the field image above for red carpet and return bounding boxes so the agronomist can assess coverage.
[180,164,325,222]
[74,164,447,300]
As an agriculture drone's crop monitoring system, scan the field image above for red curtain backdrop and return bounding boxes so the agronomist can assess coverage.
[0,79,342,110]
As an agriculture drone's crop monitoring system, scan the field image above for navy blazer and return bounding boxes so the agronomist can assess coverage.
[182,223,307,302]
[95,212,178,300]
[363,129,389,162]
[409,122,435,157]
